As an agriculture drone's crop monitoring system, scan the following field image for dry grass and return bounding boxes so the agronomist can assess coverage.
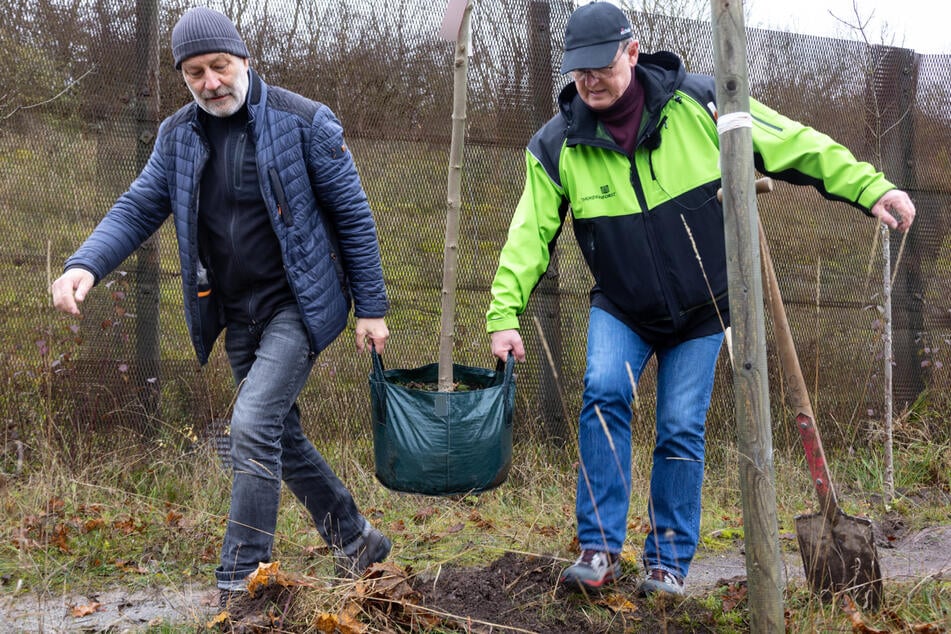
[0,420,948,632]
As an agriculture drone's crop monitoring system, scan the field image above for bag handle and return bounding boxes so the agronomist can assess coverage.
[496,351,515,383]
[369,343,388,426]
[498,352,515,426]
[370,342,386,380]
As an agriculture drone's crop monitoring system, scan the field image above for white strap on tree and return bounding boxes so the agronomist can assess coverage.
[717,111,752,134]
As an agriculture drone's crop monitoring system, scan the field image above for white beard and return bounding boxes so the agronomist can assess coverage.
[189,69,249,117]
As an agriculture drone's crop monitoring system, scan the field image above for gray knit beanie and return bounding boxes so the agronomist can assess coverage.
[171,7,249,69]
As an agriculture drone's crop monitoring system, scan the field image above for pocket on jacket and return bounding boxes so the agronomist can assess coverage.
[268,168,294,227]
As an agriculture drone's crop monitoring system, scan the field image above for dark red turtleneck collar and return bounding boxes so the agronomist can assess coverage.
[594,68,644,156]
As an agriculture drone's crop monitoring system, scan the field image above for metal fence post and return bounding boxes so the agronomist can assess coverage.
[867,46,922,408]
[134,0,161,418]
[527,0,569,443]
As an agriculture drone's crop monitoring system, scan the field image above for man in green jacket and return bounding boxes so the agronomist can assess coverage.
[486,2,915,597]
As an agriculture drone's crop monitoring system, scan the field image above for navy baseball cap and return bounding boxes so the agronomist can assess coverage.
[560,2,634,74]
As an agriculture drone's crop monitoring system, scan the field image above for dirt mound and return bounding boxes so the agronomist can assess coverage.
[410,551,728,633]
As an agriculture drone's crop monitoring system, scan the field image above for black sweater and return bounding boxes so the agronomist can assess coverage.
[197,106,295,326]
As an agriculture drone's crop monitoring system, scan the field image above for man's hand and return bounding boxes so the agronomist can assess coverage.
[490,329,525,363]
[50,268,95,316]
[355,317,389,354]
[870,189,916,233]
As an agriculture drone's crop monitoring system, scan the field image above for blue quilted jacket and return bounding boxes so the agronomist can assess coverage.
[65,69,388,364]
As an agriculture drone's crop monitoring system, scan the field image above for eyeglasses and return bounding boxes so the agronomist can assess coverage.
[570,43,628,82]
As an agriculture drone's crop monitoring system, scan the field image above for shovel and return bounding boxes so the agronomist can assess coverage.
[756,211,883,611]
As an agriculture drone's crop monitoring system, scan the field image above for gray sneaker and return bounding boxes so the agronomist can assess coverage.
[334,526,392,578]
[559,550,621,593]
[638,568,685,596]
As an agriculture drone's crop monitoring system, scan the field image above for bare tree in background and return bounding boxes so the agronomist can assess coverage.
[622,0,750,69]
[0,0,87,124]
[829,0,919,503]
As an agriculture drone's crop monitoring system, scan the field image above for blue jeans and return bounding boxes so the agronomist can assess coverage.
[215,305,366,590]
[576,307,722,580]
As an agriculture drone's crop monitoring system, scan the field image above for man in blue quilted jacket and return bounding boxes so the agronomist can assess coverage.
[50,6,391,616]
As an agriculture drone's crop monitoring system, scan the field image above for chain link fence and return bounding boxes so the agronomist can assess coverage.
[2,0,949,469]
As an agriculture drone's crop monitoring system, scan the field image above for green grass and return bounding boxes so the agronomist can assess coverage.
[0,418,948,632]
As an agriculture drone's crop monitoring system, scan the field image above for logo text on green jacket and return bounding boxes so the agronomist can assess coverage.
[581,184,616,202]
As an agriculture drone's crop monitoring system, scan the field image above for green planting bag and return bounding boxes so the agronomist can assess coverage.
[369,350,515,496]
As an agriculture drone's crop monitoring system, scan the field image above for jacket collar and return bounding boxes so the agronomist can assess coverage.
[247,68,264,113]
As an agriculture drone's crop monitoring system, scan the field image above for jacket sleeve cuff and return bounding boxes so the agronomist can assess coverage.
[63,264,100,285]
[857,181,897,214]
[486,316,520,333]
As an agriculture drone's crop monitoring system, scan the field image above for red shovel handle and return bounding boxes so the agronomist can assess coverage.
[795,412,838,515]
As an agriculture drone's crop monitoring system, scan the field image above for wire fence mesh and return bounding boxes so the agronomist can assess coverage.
[1,0,949,470]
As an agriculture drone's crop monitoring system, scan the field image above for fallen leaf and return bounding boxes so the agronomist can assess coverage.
[467,510,493,530]
[336,610,367,634]
[628,516,651,534]
[347,563,440,630]
[70,602,103,618]
[200,543,217,562]
[721,582,748,611]
[165,510,183,526]
[840,595,889,634]
[83,518,104,533]
[246,561,317,595]
[46,498,66,516]
[884,608,947,633]
[11,532,40,551]
[246,561,282,595]
[112,517,138,535]
[355,562,419,601]
[314,612,338,633]
[413,506,436,523]
[51,523,71,553]
[205,611,229,627]
[389,519,406,533]
[598,592,638,615]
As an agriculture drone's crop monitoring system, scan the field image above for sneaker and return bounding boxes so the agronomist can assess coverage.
[334,526,392,578]
[638,568,685,597]
[559,550,621,593]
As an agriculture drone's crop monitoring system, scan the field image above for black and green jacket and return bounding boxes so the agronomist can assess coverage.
[487,51,896,345]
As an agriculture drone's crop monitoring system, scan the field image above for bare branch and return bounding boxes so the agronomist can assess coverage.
[0,66,96,122]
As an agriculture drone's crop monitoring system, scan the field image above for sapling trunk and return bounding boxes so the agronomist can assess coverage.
[437,0,472,392]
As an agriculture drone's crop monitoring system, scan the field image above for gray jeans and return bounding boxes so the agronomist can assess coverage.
[215,305,365,590]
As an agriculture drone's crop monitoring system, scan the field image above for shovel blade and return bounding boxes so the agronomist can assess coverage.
[795,509,883,611]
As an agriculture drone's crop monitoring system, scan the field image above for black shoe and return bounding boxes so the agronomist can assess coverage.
[334,527,392,578]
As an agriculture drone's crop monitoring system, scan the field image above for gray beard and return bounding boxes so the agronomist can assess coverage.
[190,69,249,117]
